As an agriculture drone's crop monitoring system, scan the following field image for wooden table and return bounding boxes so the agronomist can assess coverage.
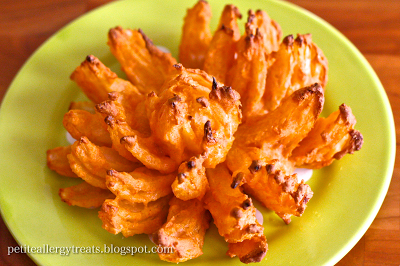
[0,1,398,265]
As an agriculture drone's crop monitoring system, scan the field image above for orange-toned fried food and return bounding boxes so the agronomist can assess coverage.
[99,195,171,237]
[108,27,177,94]
[179,0,212,69]
[247,9,282,55]
[71,55,142,104]
[225,9,281,121]
[46,1,366,264]
[106,167,176,204]
[171,154,209,201]
[227,18,269,121]
[226,84,323,223]
[204,164,265,245]
[243,162,313,224]
[291,104,363,168]
[227,235,268,264]
[154,197,211,263]
[97,65,241,175]
[63,109,112,147]
[203,4,242,84]
[144,65,241,168]
[59,181,115,208]
[263,34,328,113]
[67,137,140,189]
[46,145,77,178]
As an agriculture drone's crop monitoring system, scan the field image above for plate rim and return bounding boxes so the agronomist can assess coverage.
[0,0,396,265]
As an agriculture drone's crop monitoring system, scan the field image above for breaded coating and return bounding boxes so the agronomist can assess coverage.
[291,103,363,168]
[226,84,323,223]
[67,137,140,189]
[248,9,281,54]
[108,27,177,94]
[45,2,366,263]
[227,235,268,264]
[97,65,241,175]
[154,197,211,263]
[63,109,112,147]
[203,4,241,84]
[204,164,264,243]
[46,145,77,178]
[59,181,115,209]
[179,0,212,69]
[263,34,328,112]
[106,167,175,204]
[70,55,142,104]
[99,195,171,237]
[171,154,209,201]
[243,162,313,224]
[227,18,269,121]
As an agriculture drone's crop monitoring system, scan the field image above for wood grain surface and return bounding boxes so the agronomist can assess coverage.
[0,1,399,265]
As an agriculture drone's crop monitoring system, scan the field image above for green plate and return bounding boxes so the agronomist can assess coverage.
[0,0,395,265]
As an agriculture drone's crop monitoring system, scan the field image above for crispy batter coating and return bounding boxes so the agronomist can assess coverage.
[95,90,150,161]
[145,65,241,168]
[204,164,264,243]
[67,137,140,189]
[63,109,112,147]
[224,9,281,121]
[154,197,211,263]
[179,0,212,69]
[227,235,268,264]
[97,65,241,174]
[291,104,363,168]
[59,181,115,209]
[108,27,177,94]
[247,9,282,54]
[46,146,77,178]
[263,34,328,113]
[171,154,209,201]
[243,162,313,224]
[45,2,366,263]
[227,18,269,121]
[106,167,175,204]
[203,4,241,84]
[99,195,171,237]
[70,55,142,104]
[226,84,323,223]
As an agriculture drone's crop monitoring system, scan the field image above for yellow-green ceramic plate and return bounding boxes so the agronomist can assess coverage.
[0,0,395,265]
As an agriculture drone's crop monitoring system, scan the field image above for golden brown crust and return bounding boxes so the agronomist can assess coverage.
[106,167,175,204]
[263,34,328,113]
[204,164,264,243]
[70,55,141,104]
[203,4,241,83]
[291,104,363,168]
[243,163,313,224]
[154,197,211,263]
[108,27,177,94]
[172,154,209,201]
[59,181,115,209]
[46,146,78,178]
[227,19,268,121]
[97,65,241,174]
[67,137,140,189]
[99,195,171,237]
[226,85,322,223]
[63,109,112,147]
[227,235,268,263]
[179,0,212,69]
